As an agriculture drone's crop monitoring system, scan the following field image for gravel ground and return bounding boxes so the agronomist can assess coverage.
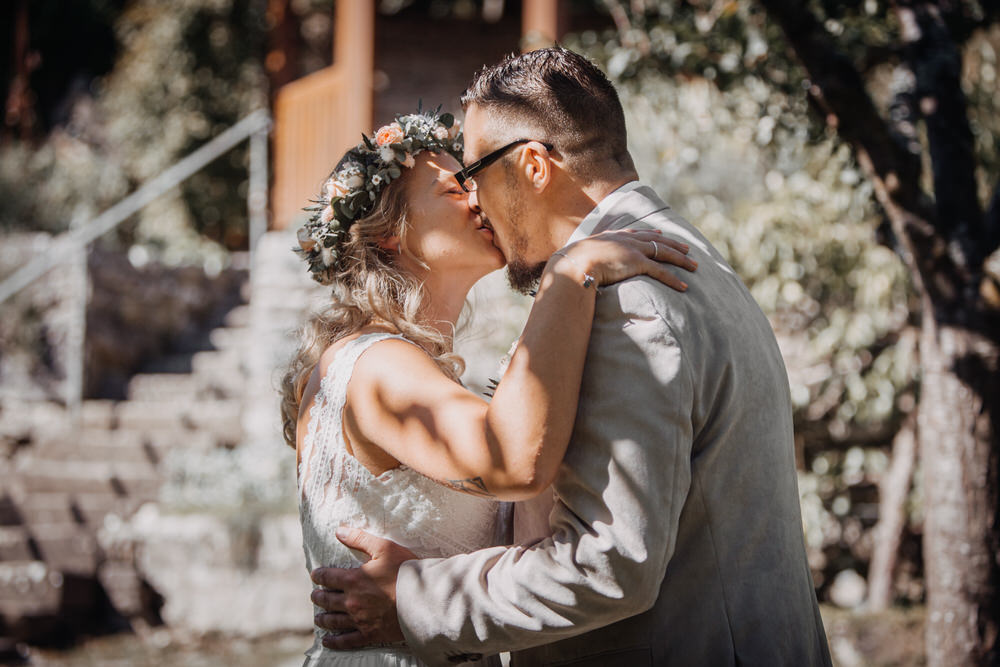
[13,605,926,667]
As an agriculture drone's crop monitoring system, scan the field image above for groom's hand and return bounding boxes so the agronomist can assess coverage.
[310,527,417,649]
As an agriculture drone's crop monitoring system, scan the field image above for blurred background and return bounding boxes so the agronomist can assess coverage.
[1,1,998,665]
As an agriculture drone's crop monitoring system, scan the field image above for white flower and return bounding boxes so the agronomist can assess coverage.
[371,174,383,185]
[401,152,415,168]
[433,126,449,141]
[321,246,335,266]
[379,145,396,163]
[322,178,336,200]
[343,173,364,189]
[452,142,462,152]
[340,162,363,177]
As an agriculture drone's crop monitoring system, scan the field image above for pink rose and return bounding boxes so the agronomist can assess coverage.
[375,123,405,146]
[323,178,349,200]
[448,119,461,139]
[433,126,449,141]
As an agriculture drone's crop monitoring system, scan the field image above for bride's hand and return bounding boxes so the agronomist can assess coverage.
[550,229,697,292]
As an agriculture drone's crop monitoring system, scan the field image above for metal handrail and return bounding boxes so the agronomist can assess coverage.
[0,109,272,305]
[0,109,271,419]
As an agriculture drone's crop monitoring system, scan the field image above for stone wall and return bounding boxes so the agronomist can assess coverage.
[0,233,246,401]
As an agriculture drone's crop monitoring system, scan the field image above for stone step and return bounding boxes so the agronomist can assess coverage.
[191,349,244,378]
[223,304,251,328]
[14,492,78,525]
[0,526,36,561]
[0,493,22,526]
[0,561,62,618]
[26,523,100,575]
[16,460,161,499]
[18,492,144,527]
[32,438,163,465]
[29,428,217,467]
[126,373,200,401]
[78,427,217,452]
[97,559,146,617]
[113,399,242,438]
[207,325,249,352]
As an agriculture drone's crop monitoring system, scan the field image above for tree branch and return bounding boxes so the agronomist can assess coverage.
[868,411,918,611]
[898,1,985,271]
[755,0,976,316]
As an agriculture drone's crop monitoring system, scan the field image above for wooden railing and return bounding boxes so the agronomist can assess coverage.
[273,66,349,230]
[272,0,374,230]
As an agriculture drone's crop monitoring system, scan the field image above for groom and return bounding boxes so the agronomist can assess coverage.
[311,47,831,666]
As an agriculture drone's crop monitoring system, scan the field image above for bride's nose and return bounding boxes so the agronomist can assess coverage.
[467,189,481,214]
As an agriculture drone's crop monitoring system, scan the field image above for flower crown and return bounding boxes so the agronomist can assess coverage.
[295,108,463,282]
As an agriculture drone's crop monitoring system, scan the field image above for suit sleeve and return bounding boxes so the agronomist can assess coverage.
[396,280,695,666]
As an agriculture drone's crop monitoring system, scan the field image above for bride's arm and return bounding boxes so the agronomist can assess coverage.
[347,229,695,501]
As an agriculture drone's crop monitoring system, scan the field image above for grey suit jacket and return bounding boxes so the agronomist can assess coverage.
[396,185,832,666]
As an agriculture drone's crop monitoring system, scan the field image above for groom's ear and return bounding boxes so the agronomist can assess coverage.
[521,141,552,193]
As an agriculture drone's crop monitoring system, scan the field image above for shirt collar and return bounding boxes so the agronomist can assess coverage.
[565,180,643,246]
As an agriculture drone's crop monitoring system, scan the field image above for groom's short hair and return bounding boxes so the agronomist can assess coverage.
[461,47,633,179]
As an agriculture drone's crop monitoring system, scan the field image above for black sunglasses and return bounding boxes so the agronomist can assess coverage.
[453,139,554,192]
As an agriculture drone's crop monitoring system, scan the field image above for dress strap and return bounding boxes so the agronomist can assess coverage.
[323,332,411,404]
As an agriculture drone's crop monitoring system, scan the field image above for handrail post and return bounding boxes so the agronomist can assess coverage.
[248,127,269,266]
[65,230,87,425]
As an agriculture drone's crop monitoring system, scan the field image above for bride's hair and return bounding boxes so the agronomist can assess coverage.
[279,161,465,449]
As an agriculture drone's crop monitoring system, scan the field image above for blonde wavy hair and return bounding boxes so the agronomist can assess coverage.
[280,158,465,449]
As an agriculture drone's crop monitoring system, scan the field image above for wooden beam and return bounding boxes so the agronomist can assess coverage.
[335,0,375,136]
[522,0,566,52]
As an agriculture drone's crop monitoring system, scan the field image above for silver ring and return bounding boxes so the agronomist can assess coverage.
[649,240,659,260]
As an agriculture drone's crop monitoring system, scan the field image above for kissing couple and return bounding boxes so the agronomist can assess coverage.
[282,47,832,666]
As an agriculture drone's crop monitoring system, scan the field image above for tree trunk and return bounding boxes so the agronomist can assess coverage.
[918,308,1000,665]
[868,410,917,611]
[755,1,1000,663]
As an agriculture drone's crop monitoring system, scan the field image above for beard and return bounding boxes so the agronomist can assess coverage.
[496,186,545,295]
[506,257,547,295]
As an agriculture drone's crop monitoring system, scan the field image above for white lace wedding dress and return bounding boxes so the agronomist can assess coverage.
[298,333,501,666]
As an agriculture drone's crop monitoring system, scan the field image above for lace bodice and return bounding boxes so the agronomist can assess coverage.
[298,333,499,655]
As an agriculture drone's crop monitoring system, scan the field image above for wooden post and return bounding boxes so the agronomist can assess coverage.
[335,0,375,137]
[521,0,566,52]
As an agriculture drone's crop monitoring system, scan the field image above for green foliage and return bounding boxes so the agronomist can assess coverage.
[570,0,1000,599]
[98,0,268,253]
[0,0,269,264]
[567,17,924,595]
[592,68,918,438]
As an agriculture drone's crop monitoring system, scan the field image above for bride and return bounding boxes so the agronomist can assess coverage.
[280,109,695,666]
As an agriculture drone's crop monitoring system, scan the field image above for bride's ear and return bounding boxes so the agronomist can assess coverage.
[377,235,401,255]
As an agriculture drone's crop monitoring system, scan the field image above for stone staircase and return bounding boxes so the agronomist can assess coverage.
[0,288,251,648]
[0,228,521,657]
